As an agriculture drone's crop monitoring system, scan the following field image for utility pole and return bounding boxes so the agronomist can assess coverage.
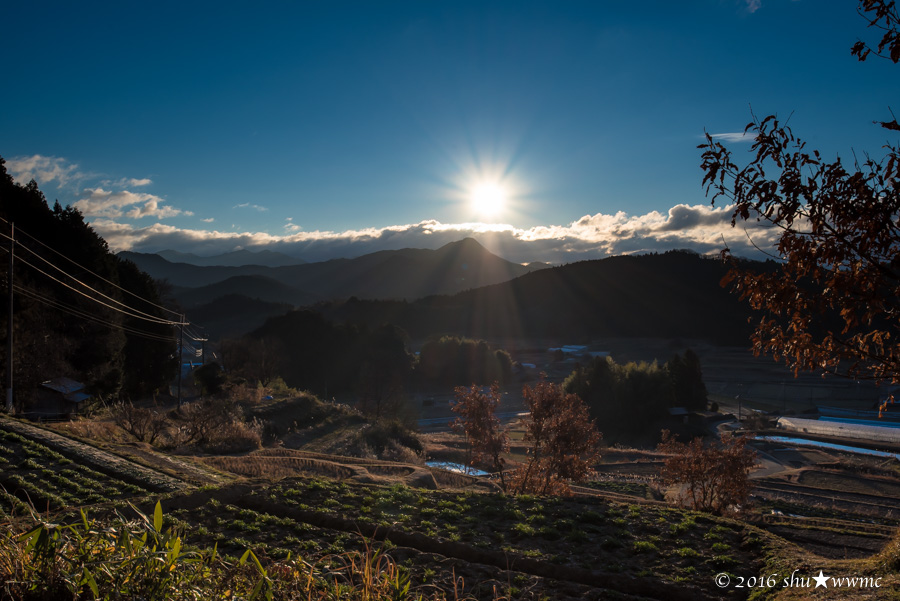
[177,316,185,406]
[5,223,12,414]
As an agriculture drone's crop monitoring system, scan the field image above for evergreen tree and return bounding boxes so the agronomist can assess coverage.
[668,349,708,411]
[0,156,175,408]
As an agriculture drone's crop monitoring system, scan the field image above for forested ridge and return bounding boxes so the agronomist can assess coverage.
[320,251,778,345]
[0,157,176,408]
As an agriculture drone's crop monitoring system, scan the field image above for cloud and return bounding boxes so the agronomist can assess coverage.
[201,217,215,223]
[91,203,780,264]
[234,203,269,212]
[104,177,152,188]
[7,153,193,223]
[654,204,733,232]
[710,132,758,144]
[5,155,83,188]
[745,0,761,13]
[126,198,192,219]
[75,188,186,219]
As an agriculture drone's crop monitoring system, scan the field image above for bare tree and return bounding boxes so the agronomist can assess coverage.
[510,378,601,496]
[451,383,510,490]
[657,430,757,514]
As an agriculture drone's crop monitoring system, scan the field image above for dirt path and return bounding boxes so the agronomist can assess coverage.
[0,417,188,493]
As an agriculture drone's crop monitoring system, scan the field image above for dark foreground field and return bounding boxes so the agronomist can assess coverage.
[0,416,898,600]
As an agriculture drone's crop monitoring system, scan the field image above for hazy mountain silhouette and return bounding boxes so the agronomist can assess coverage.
[319,251,773,345]
[119,238,549,301]
[158,248,305,267]
[186,294,293,339]
[174,275,318,308]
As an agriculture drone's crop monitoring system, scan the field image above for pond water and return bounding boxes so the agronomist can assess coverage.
[425,461,490,476]
[757,435,900,461]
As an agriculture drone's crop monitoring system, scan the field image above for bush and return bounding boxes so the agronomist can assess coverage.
[193,362,225,395]
[508,378,602,496]
[200,419,263,454]
[657,430,757,514]
[174,398,261,453]
[878,530,900,572]
[112,402,167,444]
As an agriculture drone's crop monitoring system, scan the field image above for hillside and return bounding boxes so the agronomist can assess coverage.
[3,406,899,601]
[120,238,548,302]
[158,248,305,267]
[174,275,318,308]
[322,251,770,345]
[183,294,294,339]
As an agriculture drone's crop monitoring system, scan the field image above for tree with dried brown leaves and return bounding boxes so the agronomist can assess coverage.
[700,0,900,413]
[112,402,167,444]
[451,383,510,490]
[657,430,757,514]
[509,378,601,496]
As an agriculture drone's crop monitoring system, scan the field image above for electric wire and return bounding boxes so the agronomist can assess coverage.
[0,219,208,330]
[184,325,208,341]
[0,232,184,325]
[13,284,177,343]
[13,251,186,325]
[16,289,176,344]
[0,216,183,319]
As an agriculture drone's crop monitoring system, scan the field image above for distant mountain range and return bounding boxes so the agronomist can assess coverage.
[157,248,305,267]
[118,238,551,317]
[317,251,772,346]
[121,244,773,345]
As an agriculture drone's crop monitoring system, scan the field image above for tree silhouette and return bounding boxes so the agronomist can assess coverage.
[700,0,900,410]
[668,349,708,411]
[451,383,509,489]
[0,157,175,406]
[509,378,601,495]
[658,430,756,514]
[563,356,676,441]
[358,323,414,419]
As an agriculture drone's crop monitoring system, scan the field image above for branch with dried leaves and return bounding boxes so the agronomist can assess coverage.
[699,1,900,413]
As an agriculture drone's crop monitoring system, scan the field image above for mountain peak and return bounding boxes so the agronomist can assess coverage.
[445,237,485,250]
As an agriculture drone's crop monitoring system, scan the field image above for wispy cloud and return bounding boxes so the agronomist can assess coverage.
[710,132,757,143]
[6,154,194,223]
[234,203,269,212]
[92,203,779,263]
[104,177,153,188]
[75,188,187,220]
[201,217,215,223]
[6,155,84,188]
[745,0,761,13]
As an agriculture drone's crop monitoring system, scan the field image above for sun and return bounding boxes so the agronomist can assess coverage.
[470,182,507,217]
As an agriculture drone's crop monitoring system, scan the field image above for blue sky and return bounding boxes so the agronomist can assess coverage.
[3,0,897,263]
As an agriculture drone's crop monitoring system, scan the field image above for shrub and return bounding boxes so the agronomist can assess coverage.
[201,419,263,454]
[451,383,509,489]
[508,378,601,496]
[657,430,757,514]
[112,402,167,444]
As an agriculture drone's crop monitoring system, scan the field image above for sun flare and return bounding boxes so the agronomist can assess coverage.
[470,182,507,217]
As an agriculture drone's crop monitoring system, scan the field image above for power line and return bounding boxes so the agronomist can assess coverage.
[13,251,186,326]
[184,325,208,341]
[0,217,183,319]
[13,284,177,343]
[3,236,183,325]
[0,220,207,331]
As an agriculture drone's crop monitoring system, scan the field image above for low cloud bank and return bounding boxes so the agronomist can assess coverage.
[6,154,778,264]
[93,203,778,264]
